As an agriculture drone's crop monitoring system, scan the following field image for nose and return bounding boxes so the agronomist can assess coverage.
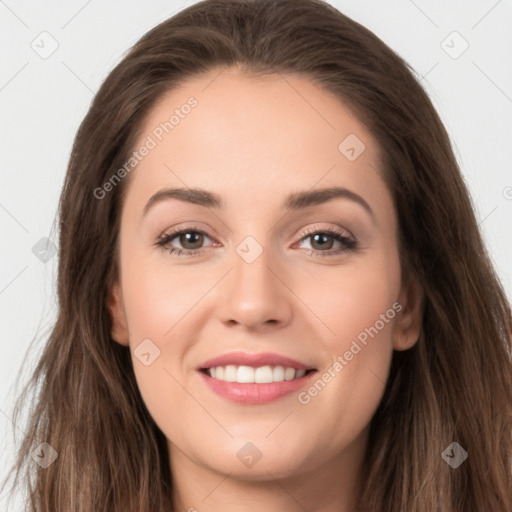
[216,240,293,332]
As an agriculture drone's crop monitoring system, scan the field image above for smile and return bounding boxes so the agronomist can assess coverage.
[201,365,313,383]
[198,366,318,405]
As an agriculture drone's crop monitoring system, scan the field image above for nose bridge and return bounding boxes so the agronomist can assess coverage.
[217,233,292,329]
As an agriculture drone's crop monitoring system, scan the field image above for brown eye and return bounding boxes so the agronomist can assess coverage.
[297,227,358,258]
[156,226,214,257]
[177,231,205,250]
[309,233,335,251]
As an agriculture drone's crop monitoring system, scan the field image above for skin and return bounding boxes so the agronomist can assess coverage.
[108,67,423,512]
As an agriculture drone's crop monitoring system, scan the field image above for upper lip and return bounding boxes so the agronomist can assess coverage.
[198,352,315,370]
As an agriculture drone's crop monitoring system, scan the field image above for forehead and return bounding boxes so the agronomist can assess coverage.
[124,67,388,216]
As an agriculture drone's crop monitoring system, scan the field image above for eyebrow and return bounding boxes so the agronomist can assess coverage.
[142,186,374,219]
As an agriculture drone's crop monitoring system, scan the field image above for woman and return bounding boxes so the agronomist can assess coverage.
[2,0,511,510]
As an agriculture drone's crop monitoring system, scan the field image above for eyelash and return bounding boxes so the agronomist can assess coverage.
[155,225,358,258]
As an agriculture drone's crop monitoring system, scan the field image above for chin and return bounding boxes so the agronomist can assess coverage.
[199,442,311,480]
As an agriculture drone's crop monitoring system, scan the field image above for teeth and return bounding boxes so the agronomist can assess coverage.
[206,365,310,383]
[255,366,273,383]
[284,367,296,380]
[237,365,254,383]
[225,365,237,382]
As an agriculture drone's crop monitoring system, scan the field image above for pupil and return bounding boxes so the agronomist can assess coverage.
[312,233,333,250]
[181,232,203,249]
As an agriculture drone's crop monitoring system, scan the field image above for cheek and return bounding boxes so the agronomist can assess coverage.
[292,248,400,422]
[296,247,401,354]
[119,252,204,438]
[120,246,207,342]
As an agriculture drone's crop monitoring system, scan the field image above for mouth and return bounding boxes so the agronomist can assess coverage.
[197,366,318,405]
[196,351,318,404]
[199,365,317,383]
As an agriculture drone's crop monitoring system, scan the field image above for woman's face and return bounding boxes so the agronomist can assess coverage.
[108,68,422,483]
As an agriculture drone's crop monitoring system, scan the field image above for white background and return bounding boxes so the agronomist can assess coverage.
[1,0,511,509]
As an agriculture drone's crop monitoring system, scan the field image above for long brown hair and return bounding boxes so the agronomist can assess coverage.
[2,0,511,510]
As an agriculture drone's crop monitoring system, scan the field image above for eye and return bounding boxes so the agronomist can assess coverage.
[155,225,216,257]
[296,226,357,258]
[155,224,358,258]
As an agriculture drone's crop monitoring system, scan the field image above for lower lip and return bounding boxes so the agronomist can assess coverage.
[198,370,317,405]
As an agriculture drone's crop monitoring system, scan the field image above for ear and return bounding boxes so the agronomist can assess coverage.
[393,270,424,351]
[107,280,130,346]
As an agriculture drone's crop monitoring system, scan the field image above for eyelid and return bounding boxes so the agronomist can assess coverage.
[156,224,209,241]
[296,223,354,241]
